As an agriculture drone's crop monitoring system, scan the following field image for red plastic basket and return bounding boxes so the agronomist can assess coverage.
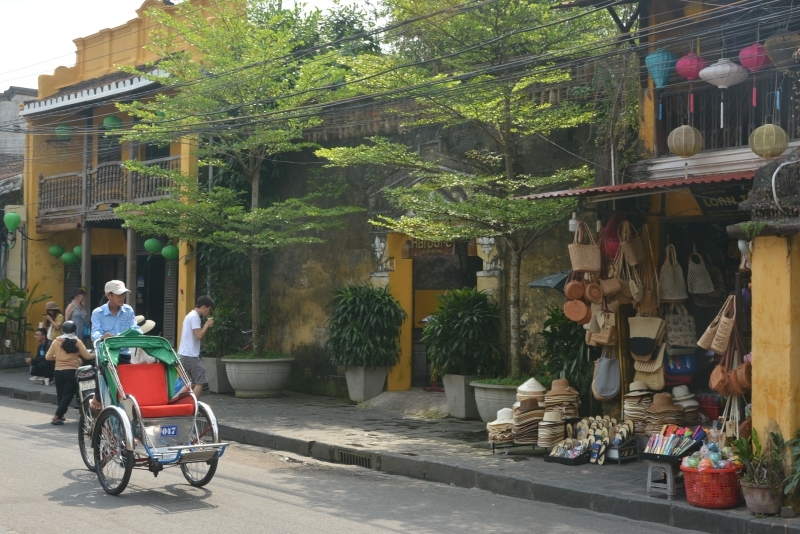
[680,466,742,509]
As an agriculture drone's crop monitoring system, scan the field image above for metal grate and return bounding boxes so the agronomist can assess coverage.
[336,449,372,469]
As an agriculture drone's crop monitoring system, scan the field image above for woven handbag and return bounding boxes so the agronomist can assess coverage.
[585,273,603,304]
[687,252,714,295]
[697,295,732,350]
[592,349,620,401]
[665,304,698,348]
[591,324,618,346]
[568,221,601,273]
[600,277,621,296]
[659,245,688,302]
[693,257,726,308]
[633,344,666,390]
[637,224,660,316]
[710,296,736,355]
[564,299,589,323]
[709,338,733,396]
[564,271,585,300]
[619,221,646,266]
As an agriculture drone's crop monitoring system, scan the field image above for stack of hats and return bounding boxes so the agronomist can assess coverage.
[623,381,654,435]
[644,393,685,434]
[516,377,547,405]
[672,385,699,425]
[537,411,566,448]
[544,378,580,418]
[512,398,544,444]
[486,408,514,443]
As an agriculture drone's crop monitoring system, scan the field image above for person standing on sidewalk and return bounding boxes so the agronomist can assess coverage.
[43,301,64,341]
[25,328,54,385]
[46,321,93,425]
[178,296,215,398]
[64,288,89,344]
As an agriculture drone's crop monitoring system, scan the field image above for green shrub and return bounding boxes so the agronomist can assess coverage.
[325,284,407,370]
[422,288,501,378]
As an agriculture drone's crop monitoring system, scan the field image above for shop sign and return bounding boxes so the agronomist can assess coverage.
[693,184,750,218]
[401,239,455,258]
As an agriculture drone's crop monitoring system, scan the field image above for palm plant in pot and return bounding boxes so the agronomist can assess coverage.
[326,284,407,402]
[423,288,501,420]
[733,429,786,515]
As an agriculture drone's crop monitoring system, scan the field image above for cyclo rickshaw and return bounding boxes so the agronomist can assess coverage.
[75,330,227,495]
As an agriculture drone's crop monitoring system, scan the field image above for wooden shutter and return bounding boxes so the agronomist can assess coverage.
[163,259,177,346]
[63,263,81,306]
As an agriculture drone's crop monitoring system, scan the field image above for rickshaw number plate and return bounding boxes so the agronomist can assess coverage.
[161,425,178,437]
[79,380,96,392]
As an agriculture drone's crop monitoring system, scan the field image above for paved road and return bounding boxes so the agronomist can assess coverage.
[0,397,702,534]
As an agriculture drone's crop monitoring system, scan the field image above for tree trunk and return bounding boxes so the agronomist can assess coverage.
[508,244,521,378]
[250,251,260,354]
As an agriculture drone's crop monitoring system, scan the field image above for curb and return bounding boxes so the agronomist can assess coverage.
[3,385,799,534]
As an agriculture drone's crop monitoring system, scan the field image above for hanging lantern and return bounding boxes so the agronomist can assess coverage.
[55,124,74,141]
[749,124,789,159]
[73,245,82,259]
[103,115,123,130]
[61,252,77,265]
[676,52,706,80]
[699,59,748,128]
[3,212,20,233]
[668,126,704,158]
[161,244,179,261]
[676,52,706,116]
[645,49,677,121]
[48,244,65,258]
[764,31,800,72]
[144,238,163,254]
[740,43,771,109]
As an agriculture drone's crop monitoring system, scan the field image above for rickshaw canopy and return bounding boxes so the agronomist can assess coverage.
[98,330,178,366]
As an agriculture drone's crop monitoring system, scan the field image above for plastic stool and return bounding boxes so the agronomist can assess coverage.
[646,461,683,500]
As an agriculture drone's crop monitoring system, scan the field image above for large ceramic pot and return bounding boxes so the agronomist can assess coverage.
[345,366,387,403]
[741,481,783,515]
[202,356,233,394]
[223,358,294,398]
[470,382,518,422]
[443,374,480,420]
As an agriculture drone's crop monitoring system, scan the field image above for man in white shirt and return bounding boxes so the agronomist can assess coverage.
[178,295,215,397]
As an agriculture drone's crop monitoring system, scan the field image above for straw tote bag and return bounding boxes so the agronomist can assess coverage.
[619,221,646,266]
[564,271,585,301]
[710,295,736,355]
[687,251,714,295]
[569,221,601,273]
[729,327,751,394]
[664,304,698,350]
[693,255,726,308]
[659,245,688,302]
[633,344,666,391]
[584,273,603,304]
[697,295,733,350]
[592,348,621,401]
[709,336,733,396]
[637,224,660,316]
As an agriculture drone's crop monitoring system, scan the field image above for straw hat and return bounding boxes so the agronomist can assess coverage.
[648,392,684,413]
[542,411,564,423]
[136,315,145,326]
[676,398,699,408]
[141,320,156,334]
[45,301,60,311]
[671,385,694,401]
[547,378,579,396]
[518,377,547,393]
[487,408,514,426]
[624,381,652,398]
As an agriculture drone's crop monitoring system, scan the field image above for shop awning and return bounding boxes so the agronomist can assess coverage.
[517,172,755,203]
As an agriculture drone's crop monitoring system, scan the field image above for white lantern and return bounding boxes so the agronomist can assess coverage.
[699,59,748,128]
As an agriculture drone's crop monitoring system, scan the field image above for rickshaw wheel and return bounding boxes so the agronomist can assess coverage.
[78,395,96,472]
[180,404,218,487]
[93,409,133,495]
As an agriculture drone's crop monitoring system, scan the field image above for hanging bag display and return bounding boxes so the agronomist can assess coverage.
[692,254,727,308]
[687,250,715,295]
[564,299,591,324]
[697,295,732,350]
[564,271,585,301]
[710,295,736,355]
[619,221,646,266]
[637,223,660,316]
[709,335,733,396]
[592,347,621,401]
[613,249,635,304]
[568,221,601,273]
[659,244,688,302]
[590,308,618,346]
[633,343,666,391]
[629,316,665,360]
[584,273,603,304]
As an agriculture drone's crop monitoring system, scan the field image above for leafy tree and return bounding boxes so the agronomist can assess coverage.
[116,0,362,352]
[316,0,609,375]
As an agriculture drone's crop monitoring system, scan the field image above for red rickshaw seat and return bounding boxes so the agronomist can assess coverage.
[116,363,195,418]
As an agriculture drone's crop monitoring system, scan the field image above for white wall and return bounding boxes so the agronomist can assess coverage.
[0,87,37,161]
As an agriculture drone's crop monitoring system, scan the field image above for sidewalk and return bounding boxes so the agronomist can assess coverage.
[2,367,798,534]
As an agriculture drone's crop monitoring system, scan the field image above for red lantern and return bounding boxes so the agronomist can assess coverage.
[676,52,706,80]
[739,43,771,108]
[676,52,706,116]
[739,43,770,72]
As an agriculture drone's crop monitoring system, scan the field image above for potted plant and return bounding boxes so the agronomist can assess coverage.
[423,288,501,419]
[326,284,407,403]
[470,377,527,422]
[222,351,295,398]
[733,429,786,515]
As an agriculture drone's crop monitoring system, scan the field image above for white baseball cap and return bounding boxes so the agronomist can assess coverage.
[105,280,130,295]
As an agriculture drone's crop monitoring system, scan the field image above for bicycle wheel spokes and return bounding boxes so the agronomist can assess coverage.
[180,406,218,487]
[78,397,96,471]
[93,409,133,495]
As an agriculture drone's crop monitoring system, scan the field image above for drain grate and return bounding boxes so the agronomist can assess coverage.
[336,449,372,469]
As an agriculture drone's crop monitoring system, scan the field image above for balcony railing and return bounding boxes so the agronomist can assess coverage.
[660,77,798,155]
[38,156,180,225]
